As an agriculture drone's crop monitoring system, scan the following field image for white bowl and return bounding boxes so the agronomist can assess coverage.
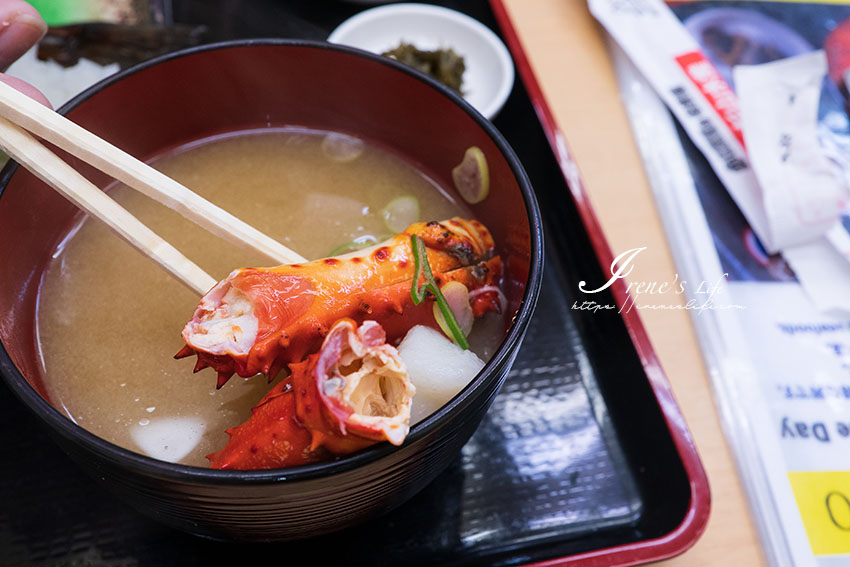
[327,3,515,119]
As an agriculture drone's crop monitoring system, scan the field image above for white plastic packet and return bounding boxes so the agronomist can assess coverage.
[734,51,850,312]
[734,51,849,251]
[589,0,773,250]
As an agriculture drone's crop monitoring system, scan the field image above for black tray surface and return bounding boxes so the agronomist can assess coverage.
[1,2,692,565]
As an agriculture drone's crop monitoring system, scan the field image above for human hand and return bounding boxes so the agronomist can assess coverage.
[0,0,50,107]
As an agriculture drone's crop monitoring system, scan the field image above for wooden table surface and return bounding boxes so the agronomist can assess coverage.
[499,1,766,565]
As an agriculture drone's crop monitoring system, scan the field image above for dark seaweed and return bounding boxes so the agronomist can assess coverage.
[381,42,466,95]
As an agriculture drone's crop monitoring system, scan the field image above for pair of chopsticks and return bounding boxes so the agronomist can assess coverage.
[0,80,306,296]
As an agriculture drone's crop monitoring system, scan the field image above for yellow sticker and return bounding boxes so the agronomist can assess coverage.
[788,471,850,556]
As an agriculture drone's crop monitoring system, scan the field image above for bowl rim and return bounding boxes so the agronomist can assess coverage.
[0,38,544,484]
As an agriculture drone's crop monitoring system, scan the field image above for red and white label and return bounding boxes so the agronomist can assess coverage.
[676,50,745,146]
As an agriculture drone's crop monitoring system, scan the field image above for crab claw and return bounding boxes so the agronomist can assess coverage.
[207,318,415,470]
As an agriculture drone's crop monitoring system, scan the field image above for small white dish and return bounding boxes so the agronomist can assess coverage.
[327,3,515,119]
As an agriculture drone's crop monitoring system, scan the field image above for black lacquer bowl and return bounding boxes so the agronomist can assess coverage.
[0,40,542,541]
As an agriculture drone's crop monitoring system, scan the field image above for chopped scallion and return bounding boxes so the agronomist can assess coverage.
[410,235,470,349]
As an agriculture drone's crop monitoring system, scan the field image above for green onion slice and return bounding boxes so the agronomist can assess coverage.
[382,195,420,234]
[410,235,470,349]
[328,234,384,257]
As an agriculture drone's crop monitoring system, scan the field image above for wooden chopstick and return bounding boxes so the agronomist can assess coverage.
[0,79,307,265]
[0,116,217,295]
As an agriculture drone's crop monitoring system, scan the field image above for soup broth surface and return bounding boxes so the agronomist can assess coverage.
[37,129,492,467]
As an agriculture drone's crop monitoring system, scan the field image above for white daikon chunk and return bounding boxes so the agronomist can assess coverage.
[131,416,206,463]
[397,325,484,423]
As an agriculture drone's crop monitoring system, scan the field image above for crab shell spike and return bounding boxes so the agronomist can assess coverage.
[216,372,233,390]
[174,345,194,359]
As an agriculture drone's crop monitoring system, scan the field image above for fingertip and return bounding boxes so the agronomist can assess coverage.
[0,74,51,108]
